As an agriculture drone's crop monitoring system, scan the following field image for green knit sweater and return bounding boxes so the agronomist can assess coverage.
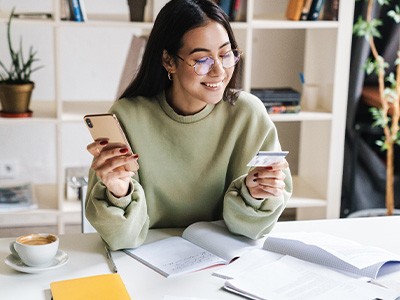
[85,91,292,250]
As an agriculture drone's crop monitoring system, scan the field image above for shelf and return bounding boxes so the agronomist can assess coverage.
[0,208,59,227]
[0,101,57,124]
[251,19,339,29]
[269,111,332,122]
[0,0,353,231]
[62,101,114,122]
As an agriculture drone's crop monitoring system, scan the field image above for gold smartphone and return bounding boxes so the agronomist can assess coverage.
[83,113,131,151]
[84,113,138,172]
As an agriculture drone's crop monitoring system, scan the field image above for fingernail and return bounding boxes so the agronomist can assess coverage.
[100,140,108,146]
[120,148,129,154]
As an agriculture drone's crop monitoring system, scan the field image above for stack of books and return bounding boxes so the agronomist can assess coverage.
[251,88,301,114]
[286,0,339,21]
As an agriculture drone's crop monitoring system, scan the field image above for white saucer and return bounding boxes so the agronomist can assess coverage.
[4,249,69,273]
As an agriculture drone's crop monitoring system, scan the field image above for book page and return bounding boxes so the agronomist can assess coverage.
[224,256,399,300]
[182,221,264,262]
[213,248,283,279]
[263,232,400,278]
[124,237,225,277]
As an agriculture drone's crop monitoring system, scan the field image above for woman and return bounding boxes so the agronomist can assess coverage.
[86,0,292,250]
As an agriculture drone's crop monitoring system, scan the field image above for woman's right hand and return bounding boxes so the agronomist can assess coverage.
[87,139,139,198]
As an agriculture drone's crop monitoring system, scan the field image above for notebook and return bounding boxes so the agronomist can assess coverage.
[50,273,130,300]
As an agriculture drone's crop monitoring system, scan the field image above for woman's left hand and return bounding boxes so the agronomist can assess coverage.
[245,159,289,199]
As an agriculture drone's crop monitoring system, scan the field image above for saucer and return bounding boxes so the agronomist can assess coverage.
[4,249,69,273]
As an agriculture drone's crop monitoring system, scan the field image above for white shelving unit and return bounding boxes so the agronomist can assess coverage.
[0,0,354,233]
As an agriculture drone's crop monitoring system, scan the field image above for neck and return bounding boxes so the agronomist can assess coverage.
[165,89,207,116]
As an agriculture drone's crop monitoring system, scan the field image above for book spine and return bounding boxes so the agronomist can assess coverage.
[307,0,326,21]
[322,0,339,21]
[219,0,233,18]
[300,0,313,20]
[78,0,87,21]
[266,105,301,114]
[286,0,305,21]
[68,0,84,22]
[128,0,147,22]
[230,0,241,21]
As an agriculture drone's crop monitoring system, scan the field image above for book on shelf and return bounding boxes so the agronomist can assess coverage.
[124,221,264,278]
[50,274,130,300]
[307,0,327,20]
[0,182,38,212]
[322,0,339,20]
[251,87,301,102]
[68,0,85,22]
[266,104,301,114]
[251,87,301,114]
[13,13,53,20]
[300,0,313,20]
[286,0,306,21]
[217,232,400,299]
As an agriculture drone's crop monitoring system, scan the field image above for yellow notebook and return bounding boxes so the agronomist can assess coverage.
[50,273,131,300]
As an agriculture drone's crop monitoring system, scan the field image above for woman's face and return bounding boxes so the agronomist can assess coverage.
[168,21,235,115]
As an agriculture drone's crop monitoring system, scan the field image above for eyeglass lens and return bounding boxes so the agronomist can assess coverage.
[194,49,240,75]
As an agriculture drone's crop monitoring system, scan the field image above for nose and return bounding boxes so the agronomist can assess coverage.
[208,57,225,76]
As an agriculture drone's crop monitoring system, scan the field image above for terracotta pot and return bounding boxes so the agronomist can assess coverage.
[0,82,34,115]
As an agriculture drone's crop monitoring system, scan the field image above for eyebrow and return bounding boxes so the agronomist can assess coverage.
[188,42,231,55]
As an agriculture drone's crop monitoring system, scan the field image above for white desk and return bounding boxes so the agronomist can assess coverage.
[1,216,400,300]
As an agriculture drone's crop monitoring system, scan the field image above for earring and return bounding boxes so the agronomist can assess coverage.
[168,71,172,81]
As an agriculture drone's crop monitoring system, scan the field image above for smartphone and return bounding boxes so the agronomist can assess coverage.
[83,113,132,152]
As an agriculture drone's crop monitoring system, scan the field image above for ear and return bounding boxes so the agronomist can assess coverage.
[162,50,176,74]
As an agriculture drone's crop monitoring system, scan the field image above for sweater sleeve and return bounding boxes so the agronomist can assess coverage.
[223,169,292,240]
[222,92,293,240]
[85,169,150,250]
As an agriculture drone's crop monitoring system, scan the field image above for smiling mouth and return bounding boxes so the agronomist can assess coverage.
[203,81,223,88]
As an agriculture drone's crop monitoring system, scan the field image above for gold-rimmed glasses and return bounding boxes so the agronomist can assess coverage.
[176,49,242,76]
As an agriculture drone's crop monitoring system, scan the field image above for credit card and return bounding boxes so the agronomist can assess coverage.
[247,151,289,167]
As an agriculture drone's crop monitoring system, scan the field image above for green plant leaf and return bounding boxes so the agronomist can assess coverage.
[387,5,400,23]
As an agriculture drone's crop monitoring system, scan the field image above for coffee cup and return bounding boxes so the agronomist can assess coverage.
[9,233,59,267]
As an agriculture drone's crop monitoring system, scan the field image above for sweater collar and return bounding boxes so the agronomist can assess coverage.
[157,91,216,123]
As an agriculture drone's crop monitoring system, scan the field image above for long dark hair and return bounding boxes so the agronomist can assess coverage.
[119,0,241,104]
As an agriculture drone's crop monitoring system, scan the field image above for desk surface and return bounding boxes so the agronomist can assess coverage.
[1,216,400,300]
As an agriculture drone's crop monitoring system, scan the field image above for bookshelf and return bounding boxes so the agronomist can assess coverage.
[0,0,354,232]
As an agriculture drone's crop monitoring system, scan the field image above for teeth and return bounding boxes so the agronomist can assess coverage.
[205,82,222,88]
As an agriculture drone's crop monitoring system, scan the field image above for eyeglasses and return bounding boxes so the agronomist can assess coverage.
[176,49,242,76]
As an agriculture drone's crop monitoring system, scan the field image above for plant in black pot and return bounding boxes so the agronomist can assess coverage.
[0,8,43,118]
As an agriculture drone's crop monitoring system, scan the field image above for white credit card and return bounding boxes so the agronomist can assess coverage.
[247,151,289,167]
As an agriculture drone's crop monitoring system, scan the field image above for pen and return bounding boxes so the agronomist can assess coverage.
[105,246,118,273]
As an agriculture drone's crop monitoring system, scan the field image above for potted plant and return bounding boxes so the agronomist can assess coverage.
[0,8,43,118]
[353,0,399,215]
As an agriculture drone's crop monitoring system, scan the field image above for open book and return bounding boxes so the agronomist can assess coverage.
[219,232,400,300]
[124,221,264,277]
[263,232,400,279]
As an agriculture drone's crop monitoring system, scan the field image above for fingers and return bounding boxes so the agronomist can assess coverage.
[87,139,110,157]
[246,159,289,199]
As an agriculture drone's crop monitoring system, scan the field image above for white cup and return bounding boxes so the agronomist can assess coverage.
[301,84,319,110]
[10,233,59,267]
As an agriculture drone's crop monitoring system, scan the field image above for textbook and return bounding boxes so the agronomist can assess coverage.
[124,221,264,278]
[50,273,130,300]
[264,232,400,279]
[215,231,400,280]
[223,255,400,300]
